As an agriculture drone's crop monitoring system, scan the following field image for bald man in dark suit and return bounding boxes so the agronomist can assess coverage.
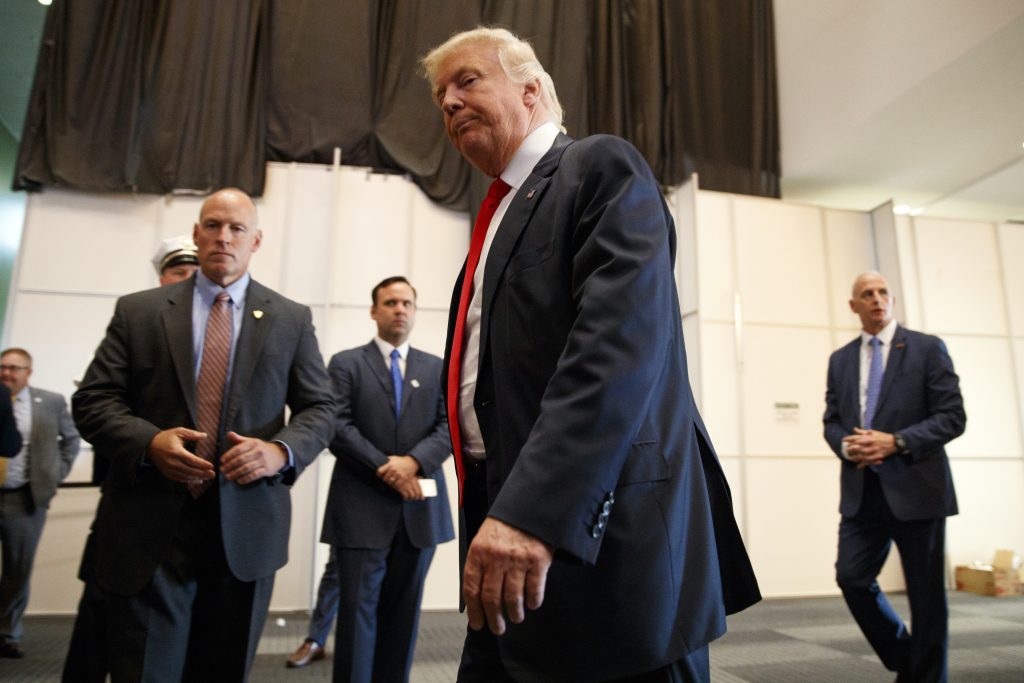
[66,188,333,681]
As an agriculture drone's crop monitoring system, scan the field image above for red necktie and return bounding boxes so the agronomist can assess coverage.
[447,178,512,506]
[190,291,232,497]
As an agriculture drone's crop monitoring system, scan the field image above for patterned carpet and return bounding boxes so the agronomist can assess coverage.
[5,592,1023,681]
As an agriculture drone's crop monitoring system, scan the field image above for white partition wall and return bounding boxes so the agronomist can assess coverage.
[673,184,1024,597]
[7,162,467,614]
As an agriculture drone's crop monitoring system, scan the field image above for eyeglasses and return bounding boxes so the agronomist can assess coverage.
[0,365,30,372]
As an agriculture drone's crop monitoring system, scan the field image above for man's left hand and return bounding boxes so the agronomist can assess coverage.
[220,431,287,484]
[463,517,554,635]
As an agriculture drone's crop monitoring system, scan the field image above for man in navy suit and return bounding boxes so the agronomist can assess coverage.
[422,27,759,682]
[824,271,965,682]
[286,276,453,681]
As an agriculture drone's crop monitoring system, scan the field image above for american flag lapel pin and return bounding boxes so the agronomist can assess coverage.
[526,188,536,199]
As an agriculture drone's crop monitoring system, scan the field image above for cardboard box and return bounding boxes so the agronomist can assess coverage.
[955,564,1023,597]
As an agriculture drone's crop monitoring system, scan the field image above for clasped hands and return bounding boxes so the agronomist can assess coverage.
[376,455,424,500]
[463,517,554,636]
[843,427,898,469]
[148,427,287,486]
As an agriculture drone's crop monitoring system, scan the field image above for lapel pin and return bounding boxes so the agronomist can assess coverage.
[895,343,905,349]
[411,379,420,388]
[253,310,264,320]
[526,188,536,199]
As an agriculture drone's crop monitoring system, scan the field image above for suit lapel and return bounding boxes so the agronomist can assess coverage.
[478,133,571,359]
[362,342,397,418]
[875,325,907,420]
[844,339,861,424]
[401,348,424,418]
[224,280,273,427]
[162,283,197,423]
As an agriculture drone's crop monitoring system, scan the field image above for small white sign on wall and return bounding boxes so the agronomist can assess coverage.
[774,401,800,423]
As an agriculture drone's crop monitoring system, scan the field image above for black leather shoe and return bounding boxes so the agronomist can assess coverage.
[0,642,25,658]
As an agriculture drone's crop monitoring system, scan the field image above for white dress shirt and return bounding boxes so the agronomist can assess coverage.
[458,122,560,460]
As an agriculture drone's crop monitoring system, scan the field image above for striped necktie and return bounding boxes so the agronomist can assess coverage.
[863,336,883,429]
[190,291,232,497]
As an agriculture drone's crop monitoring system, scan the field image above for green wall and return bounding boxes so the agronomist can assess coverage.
[0,126,25,342]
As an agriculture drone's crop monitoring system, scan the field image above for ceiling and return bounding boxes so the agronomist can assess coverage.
[2,0,1022,222]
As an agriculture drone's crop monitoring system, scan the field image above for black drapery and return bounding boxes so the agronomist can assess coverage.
[15,0,779,208]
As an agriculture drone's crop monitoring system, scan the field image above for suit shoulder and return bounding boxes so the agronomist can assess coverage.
[328,345,369,366]
[409,347,442,365]
[30,387,65,403]
[828,336,860,361]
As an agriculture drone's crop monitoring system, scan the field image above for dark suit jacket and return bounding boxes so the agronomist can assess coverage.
[443,133,760,681]
[320,342,454,549]
[0,384,22,457]
[73,277,334,595]
[26,387,81,509]
[824,325,965,521]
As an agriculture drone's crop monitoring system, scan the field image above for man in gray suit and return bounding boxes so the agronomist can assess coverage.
[0,347,80,659]
[65,188,334,681]
[286,276,453,682]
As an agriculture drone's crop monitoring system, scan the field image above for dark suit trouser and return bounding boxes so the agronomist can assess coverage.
[0,486,46,645]
[62,491,273,683]
[306,545,341,646]
[455,463,710,683]
[333,515,434,683]
[836,471,948,682]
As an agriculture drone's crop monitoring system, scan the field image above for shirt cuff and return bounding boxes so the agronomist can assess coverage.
[274,440,295,470]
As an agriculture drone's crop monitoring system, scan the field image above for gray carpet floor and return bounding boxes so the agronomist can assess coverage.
[3,592,1022,681]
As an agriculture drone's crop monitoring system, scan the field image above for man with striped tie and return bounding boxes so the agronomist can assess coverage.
[824,271,966,683]
[67,188,334,681]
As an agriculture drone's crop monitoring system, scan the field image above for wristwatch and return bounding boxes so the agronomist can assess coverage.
[893,432,908,453]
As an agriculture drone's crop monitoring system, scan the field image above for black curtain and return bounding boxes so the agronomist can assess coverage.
[15,0,779,208]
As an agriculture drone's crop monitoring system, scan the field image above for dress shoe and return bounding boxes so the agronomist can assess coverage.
[0,642,25,658]
[286,639,324,668]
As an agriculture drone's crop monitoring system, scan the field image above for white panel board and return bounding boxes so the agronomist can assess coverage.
[20,191,159,295]
[273,164,334,304]
[913,216,1007,336]
[745,458,842,597]
[997,223,1024,337]
[742,325,833,457]
[407,186,468,312]
[694,191,734,322]
[947,459,1024,568]
[745,458,904,598]
[734,197,830,327]
[670,177,698,315]
[824,208,874,328]
[332,170,413,306]
[942,335,1022,457]
[699,321,739,456]
[893,214,923,329]
[7,292,116,398]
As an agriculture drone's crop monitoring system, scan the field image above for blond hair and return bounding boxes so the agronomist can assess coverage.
[421,26,565,132]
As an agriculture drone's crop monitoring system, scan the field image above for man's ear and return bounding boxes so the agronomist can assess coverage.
[522,79,541,107]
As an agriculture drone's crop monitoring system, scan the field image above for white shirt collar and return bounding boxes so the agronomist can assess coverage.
[499,122,560,190]
[373,337,410,360]
[861,319,897,346]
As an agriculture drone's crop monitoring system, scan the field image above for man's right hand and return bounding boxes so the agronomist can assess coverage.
[147,428,216,484]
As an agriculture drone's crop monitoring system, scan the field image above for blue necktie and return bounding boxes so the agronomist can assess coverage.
[863,336,883,429]
[390,348,402,420]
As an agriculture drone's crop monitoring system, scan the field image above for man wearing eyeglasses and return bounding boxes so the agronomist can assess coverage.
[0,347,80,659]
